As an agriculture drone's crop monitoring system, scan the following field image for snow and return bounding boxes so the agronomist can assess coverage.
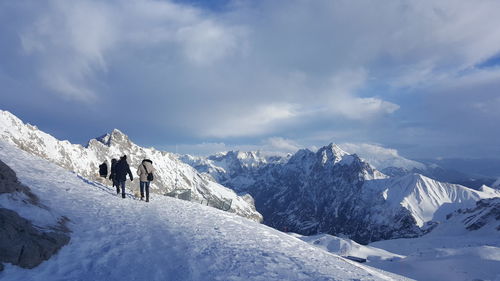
[0,140,409,281]
[294,234,404,262]
[297,221,500,281]
[368,219,500,281]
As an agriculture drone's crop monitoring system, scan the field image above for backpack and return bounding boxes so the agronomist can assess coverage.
[143,164,154,181]
[99,163,108,177]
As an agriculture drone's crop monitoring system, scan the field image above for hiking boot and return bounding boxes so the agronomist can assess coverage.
[146,197,149,202]
[122,194,126,199]
[140,197,144,201]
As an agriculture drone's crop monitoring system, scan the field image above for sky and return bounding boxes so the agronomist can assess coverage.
[1,0,500,159]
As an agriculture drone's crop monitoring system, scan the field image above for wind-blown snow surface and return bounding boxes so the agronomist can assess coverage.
[0,141,410,281]
[0,110,261,221]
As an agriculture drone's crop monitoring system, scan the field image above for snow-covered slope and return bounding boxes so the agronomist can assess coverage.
[0,140,410,281]
[0,110,261,221]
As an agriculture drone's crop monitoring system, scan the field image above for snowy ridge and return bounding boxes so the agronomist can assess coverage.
[364,174,500,227]
[0,110,261,221]
[0,140,410,281]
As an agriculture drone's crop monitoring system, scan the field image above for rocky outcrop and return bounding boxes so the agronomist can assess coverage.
[446,197,500,231]
[0,160,70,269]
[0,209,70,269]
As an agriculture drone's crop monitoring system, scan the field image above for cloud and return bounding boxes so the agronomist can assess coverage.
[318,70,400,119]
[3,0,500,158]
[199,103,297,138]
[176,20,245,65]
[166,136,301,156]
[20,0,117,101]
[262,137,300,153]
[19,0,244,101]
[339,142,425,170]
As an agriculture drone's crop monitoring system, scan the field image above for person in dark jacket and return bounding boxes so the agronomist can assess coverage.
[99,161,108,178]
[115,155,133,198]
[137,159,155,202]
[109,158,119,194]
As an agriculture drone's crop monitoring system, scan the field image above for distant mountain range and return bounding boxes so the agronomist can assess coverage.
[182,144,499,244]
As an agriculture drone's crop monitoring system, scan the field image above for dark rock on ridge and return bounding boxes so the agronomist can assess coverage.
[0,160,70,269]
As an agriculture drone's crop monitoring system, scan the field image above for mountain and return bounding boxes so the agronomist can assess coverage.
[183,144,499,244]
[180,150,289,193]
[0,110,261,222]
[0,140,409,281]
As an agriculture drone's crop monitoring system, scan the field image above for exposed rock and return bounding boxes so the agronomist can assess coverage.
[0,208,70,268]
[447,197,500,231]
[0,159,38,205]
[0,159,70,269]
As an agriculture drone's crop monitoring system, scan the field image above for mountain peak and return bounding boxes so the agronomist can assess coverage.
[317,143,349,165]
[95,129,130,147]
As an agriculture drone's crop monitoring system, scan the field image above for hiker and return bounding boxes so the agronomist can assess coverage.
[115,155,133,198]
[99,161,108,178]
[137,159,155,202]
[109,158,119,194]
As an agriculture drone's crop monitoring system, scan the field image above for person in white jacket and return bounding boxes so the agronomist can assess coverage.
[136,159,155,202]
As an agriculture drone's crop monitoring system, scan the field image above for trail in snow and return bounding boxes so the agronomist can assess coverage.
[0,141,409,281]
